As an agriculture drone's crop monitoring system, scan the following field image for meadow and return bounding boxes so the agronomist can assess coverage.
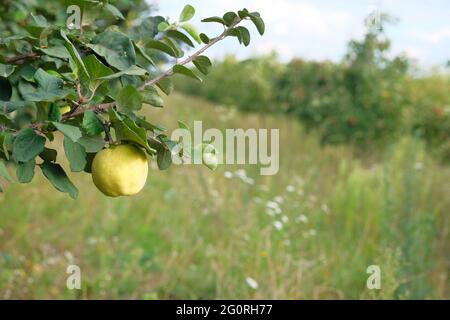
[0,93,448,299]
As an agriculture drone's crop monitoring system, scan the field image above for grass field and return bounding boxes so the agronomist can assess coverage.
[0,94,448,299]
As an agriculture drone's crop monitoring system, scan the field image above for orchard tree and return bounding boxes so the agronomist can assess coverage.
[0,1,265,198]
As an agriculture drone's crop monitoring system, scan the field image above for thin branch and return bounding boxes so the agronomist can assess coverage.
[5,52,40,64]
[139,17,242,90]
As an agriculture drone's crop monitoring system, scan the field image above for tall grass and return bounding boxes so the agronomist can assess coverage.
[0,94,448,299]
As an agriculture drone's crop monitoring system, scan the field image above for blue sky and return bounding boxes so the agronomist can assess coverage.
[150,0,450,67]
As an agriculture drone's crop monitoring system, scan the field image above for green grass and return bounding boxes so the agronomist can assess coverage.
[0,94,448,299]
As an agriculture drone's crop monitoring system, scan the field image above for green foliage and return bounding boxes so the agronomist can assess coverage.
[0,1,264,197]
[175,54,282,112]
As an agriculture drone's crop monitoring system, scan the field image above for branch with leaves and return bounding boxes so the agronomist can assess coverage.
[0,2,265,198]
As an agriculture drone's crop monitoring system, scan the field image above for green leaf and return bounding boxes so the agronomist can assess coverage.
[116,85,142,112]
[16,159,35,183]
[158,21,170,32]
[82,110,104,136]
[104,3,125,20]
[146,40,178,57]
[179,4,195,22]
[141,87,164,108]
[193,55,212,75]
[0,64,16,78]
[97,65,147,80]
[173,64,202,81]
[12,128,46,162]
[38,46,71,60]
[238,9,250,19]
[60,30,89,78]
[223,12,238,26]
[157,148,172,170]
[83,55,114,79]
[236,26,251,46]
[166,30,195,48]
[156,78,174,96]
[200,33,210,44]
[64,136,87,172]
[201,16,226,25]
[88,31,136,71]
[0,160,14,183]
[226,28,243,44]
[109,108,155,154]
[181,23,201,44]
[39,147,57,162]
[133,42,156,67]
[249,12,265,35]
[77,134,105,153]
[21,69,70,102]
[52,122,82,142]
[41,162,78,199]
[0,101,28,113]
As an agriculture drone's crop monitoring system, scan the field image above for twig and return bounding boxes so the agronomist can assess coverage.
[5,52,40,64]
[139,17,242,90]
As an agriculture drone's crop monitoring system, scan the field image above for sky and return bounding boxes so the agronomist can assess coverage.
[150,0,450,68]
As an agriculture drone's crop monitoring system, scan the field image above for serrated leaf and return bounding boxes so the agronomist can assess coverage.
[180,23,201,44]
[16,159,35,183]
[116,85,142,112]
[82,110,104,136]
[12,128,46,162]
[41,162,78,199]
[173,64,202,81]
[179,4,195,22]
[0,160,14,183]
[64,136,87,172]
[52,122,82,142]
[193,55,212,75]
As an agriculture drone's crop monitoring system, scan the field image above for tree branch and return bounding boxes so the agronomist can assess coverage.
[5,52,40,64]
[139,17,242,90]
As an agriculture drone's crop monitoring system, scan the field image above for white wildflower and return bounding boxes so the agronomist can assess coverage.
[245,277,259,289]
[273,221,283,230]
[281,215,289,223]
[224,171,233,179]
[286,185,295,192]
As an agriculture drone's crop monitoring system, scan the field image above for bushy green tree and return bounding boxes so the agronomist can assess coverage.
[175,54,282,112]
[280,18,409,146]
